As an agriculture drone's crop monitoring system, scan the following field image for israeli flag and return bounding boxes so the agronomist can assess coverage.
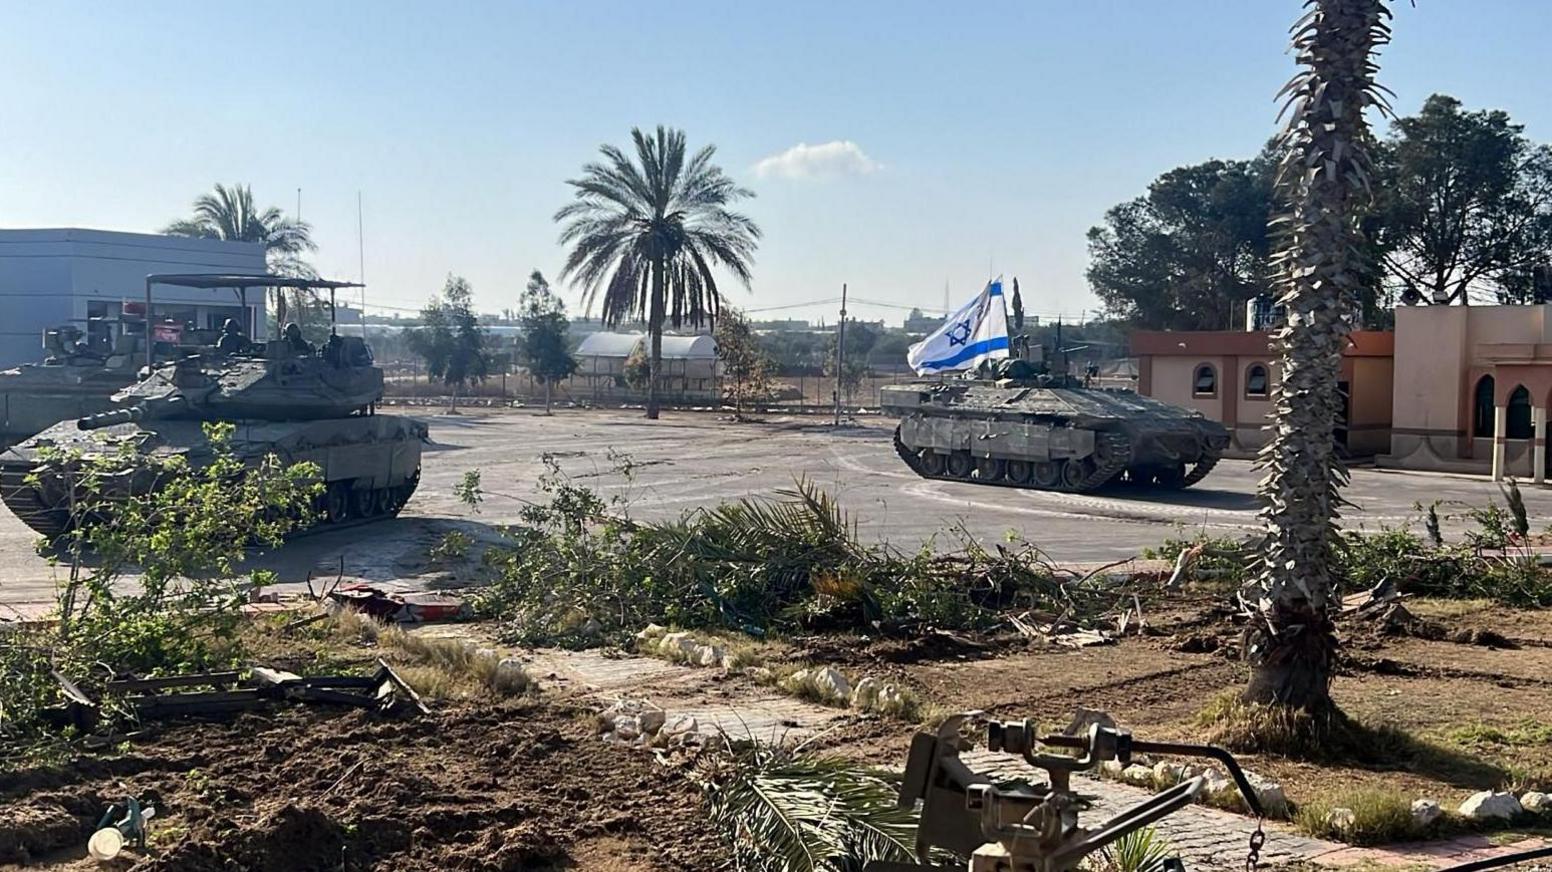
[906,278,1011,375]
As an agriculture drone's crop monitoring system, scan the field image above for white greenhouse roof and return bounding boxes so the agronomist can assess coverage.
[576,331,717,360]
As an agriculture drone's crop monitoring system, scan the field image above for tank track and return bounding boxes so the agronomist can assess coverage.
[1179,453,1220,489]
[0,465,419,539]
[0,465,70,537]
[893,426,1131,493]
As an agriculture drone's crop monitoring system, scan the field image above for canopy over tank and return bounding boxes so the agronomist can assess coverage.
[881,362,1230,492]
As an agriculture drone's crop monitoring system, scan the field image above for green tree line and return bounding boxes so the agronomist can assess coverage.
[1089,93,1552,329]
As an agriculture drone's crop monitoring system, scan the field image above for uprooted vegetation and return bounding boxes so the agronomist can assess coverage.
[463,454,1134,648]
[1158,483,1552,607]
[1,423,322,760]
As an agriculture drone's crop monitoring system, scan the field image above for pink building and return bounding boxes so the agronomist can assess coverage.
[1132,329,1394,460]
[1386,304,1552,481]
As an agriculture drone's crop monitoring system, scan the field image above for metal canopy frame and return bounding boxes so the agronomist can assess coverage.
[142,273,366,367]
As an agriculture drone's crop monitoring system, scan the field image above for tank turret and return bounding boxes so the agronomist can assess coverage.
[881,366,1230,492]
[0,321,152,448]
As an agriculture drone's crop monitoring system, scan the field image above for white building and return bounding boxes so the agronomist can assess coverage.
[573,331,720,400]
[0,229,266,368]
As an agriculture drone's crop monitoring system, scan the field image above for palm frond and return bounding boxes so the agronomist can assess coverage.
[1096,827,1174,872]
[702,741,916,872]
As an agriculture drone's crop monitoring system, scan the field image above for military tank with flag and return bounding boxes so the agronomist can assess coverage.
[883,278,1229,492]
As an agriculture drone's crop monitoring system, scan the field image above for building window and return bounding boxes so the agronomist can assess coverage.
[1245,363,1270,398]
[1473,375,1495,437]
[1508,385,1534,439]
[1192,364,1217,397]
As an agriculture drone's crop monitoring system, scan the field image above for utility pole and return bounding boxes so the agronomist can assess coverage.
[833,282,847,427]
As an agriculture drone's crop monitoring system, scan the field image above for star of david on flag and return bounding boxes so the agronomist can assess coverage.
[906,278,1011,375]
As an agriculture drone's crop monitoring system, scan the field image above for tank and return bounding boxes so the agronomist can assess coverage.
[0,336,425,537]
[0,323,152,448]
[881,361,1230,492]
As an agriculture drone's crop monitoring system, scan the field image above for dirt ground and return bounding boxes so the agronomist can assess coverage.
[6,590,1552,870]
[1,701,724,872]
[772,593,1552,818]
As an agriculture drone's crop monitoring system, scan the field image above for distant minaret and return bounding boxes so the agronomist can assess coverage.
[942,278,950,314]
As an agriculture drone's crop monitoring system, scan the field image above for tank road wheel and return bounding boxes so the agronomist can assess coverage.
[974,457,1005,483]
[1005,460,1033,486]
[919,450,947,476]
[371,488,394,516]
[351,486,377,518]
[946,452,975,480]
[1155,464,1187,489]
[325,482,351,524]
[1031,462,1061,489]
[1058,459,1092,491]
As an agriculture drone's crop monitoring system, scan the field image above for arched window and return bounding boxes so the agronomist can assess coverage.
[1192,364,1217,397]
[1245,363,1270,398]
[1508,385,1534,439]
[1473,375,1496,437]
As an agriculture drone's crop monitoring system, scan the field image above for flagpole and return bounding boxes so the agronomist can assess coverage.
[833,282,847,428]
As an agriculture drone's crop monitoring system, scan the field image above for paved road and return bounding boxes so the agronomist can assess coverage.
[4,408,1548,610]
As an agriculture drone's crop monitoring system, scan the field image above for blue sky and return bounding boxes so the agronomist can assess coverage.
[2,1,1548,325]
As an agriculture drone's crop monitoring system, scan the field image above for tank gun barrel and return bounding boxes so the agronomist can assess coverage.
[77,396,186,430]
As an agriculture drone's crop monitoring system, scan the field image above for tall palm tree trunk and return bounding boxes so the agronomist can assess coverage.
[1248,0,1389,714]
[646,259,666,420]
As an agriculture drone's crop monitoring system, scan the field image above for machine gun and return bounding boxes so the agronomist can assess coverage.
[865,713,1266,872]
[867,713,1552,872]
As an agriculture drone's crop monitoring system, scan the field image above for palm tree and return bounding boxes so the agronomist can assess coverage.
[163,183,317,327]
[555,126,760,419]
[1247,0,1392,717]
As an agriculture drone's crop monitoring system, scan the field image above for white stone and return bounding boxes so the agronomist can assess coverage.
[1459,790,1523,820]
[662,714,699,736]
[1248,777,1288,818]
[635,624,668,645]
[637,707,667,735]
[1521,791,1550,814]
[875,684,905,712]
[696,644,726,668]
[1328,808,1357,831]
[1120,764,1154,787]
[811,667,852,703]
[850,677,881,709]
[1411,799,1442,828]
[473,647,499,662]
[1151,761,1184,786]
[1199,769,1231,797]
[1100,760,1126,778]
[780,669,811,693]
[658,632,699,660]
[611,715,641,741]
[492,658,529,694]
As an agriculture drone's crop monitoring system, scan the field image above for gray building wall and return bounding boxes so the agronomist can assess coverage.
[0,229,266,367]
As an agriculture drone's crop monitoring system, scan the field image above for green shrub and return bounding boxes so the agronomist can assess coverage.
[3,422,318,752]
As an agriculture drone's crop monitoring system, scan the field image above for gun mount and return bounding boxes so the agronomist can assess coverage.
[866,714,1264,872]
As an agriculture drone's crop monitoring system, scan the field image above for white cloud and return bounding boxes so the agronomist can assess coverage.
[753,140,881,179]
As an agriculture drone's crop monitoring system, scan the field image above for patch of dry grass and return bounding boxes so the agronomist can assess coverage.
[262,608,534,699]
[1295,787,1421,845]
